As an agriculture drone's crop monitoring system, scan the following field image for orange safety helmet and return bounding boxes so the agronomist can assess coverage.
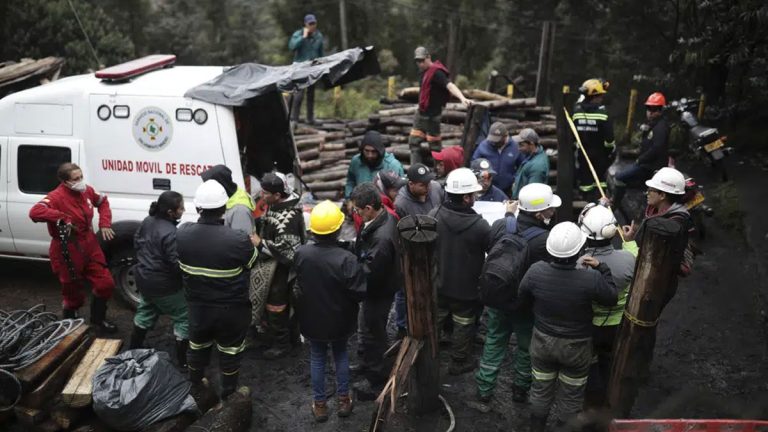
[645,92,666,107]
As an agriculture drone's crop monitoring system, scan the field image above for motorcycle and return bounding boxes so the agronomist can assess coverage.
[668,97,733,181]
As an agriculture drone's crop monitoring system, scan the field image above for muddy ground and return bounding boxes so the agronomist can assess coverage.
[2,155,767,431]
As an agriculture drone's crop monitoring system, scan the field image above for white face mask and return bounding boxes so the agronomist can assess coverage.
[68,180,86,193]
[542,217,552,226]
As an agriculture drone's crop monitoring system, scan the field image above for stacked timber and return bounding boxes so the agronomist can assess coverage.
[296,88,558,199]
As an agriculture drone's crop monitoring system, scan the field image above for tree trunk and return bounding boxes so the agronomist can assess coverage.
[556,87,575,222]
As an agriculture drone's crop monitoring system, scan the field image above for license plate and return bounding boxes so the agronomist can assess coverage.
[704,139,724,153]
[687,192,705,209]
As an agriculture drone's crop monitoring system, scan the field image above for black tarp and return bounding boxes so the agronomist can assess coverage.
[185,47,380,106]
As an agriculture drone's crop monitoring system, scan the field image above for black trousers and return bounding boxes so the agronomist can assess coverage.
[359,294,395,384]
[290,85,315,122]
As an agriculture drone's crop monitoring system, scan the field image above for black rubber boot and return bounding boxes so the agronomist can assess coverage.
[221,373,239,399]
[62,308,78,319]
[175,339,189,370]
[262,310,291,359]
[189,367,204,385]
[129,325,148,349]
[90,297,118,334]
[530,415,547,432]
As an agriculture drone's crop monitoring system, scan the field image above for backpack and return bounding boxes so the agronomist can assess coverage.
[478,217,546,311]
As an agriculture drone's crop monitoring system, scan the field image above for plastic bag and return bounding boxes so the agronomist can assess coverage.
[92,349,198,431]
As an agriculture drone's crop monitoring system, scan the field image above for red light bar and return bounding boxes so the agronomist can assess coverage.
[95,54,176,81]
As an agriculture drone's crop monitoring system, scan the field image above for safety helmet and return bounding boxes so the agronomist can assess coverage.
[645,92,666,107]
[445,167,483,194]
[546,222,588,259]
[645,167,686,195]
[518,183,562,212]
[309,200,345,235]
[194,180,229,209]
[578,203,618,240]
[579,78,608,96]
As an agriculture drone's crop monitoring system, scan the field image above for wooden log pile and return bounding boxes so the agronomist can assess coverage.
[296,88,558,199]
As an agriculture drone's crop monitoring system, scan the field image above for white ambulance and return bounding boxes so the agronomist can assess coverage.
[0,54,343,307]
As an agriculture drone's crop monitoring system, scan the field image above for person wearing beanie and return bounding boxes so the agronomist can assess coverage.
[251,172,307,359]
[201,164,255,234]
[344,130,404,199]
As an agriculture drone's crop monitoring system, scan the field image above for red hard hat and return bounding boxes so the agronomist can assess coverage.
[645,92,666,107]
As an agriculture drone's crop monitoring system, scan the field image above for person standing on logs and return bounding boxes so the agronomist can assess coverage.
[477,183,559,405]
[249,172,306,359]
[129,191,190,369]
[288,14,324,124]
[344,130,404,199]
[518,222,618,432]
[408,46,472,166]
[177,180,262,398]
[294,201,366,422]
[349,183,401,400]
[429,168,490,375]
[29,162,118,333]
[393,163,443,337]
[574,79,615,202]
[577,203,635,407]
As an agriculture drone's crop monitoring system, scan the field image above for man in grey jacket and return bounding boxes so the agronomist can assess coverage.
[201,165,255,234]
[518,222,617,432]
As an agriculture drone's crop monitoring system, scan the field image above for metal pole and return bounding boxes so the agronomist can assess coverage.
[339,0,349,50]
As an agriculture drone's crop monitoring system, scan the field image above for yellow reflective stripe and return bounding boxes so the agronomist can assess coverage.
[217,341,247,355]
[573,113,608,121]
[221,369,240,376]
[190,340,214,350]
[479,362,499,372]
[622,241,639,257]
[452,314,475,326]
[532,368,557,381]
[558,373,588,386]
[179,262,243,278]
[579,184,597,192]
[605,140,616,149]
[247,247,258,268]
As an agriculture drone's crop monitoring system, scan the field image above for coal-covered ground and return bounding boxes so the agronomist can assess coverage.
[1,155,767,431]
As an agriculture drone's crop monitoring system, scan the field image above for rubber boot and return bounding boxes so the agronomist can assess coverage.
[129,325,148,349]
[62,308,78,319]
[175,339,189,370]
[262,309,291,359]
[221,372,239,399]
[189,367,204,385]
[530,415,547,432]
[90,297,118,334]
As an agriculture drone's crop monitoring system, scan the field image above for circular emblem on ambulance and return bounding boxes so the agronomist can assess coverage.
[132,107,173,151]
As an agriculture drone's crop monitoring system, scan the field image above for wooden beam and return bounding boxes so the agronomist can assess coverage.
[61,339,122,407]
[15,325,89,390]
[460,104,490,167]
[555,86,575,222]
[19,336,92,409]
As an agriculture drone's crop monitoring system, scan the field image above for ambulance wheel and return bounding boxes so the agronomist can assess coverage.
[110,249,140,310]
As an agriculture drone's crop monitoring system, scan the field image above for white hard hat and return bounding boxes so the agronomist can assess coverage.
[194,180,229,209]
[546,222,587,259]
[445,167,483,194]
[518,183,562,212]
[645,167,686,195]
[579,203,618,240]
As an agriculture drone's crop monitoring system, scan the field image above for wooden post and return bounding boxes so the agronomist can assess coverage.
[333,86,342,117]
[697,93,707,120]
[507,84,514,99]
[535,21,554,105]
[339,0,349,50]
[460,104,490,167]
[555,85,574,221]
[607,217,687,417]
[624,88,638,143]
[387,76,396,101]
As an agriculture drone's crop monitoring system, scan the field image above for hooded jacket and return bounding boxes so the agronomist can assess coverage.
[294,239,366,341]
[134,215,182,298]
[429,201,492,301]
[394,180,444,218]
[355,210,401,299]
[511,145,549,199]
[201,165,254,234]
[344,134,404,198]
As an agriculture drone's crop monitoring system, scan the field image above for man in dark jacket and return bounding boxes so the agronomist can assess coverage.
[288,14,324,124]
[345,131,404,199]
[518,222,618,432]
[471,158,508,202]
[471,122,521,194]
[478,183,560,403]
[350,183,401,398]
[177,180,261,397]
[253,172,306,359]
[294,200,366,421]
[574,79,615,201]
[130,191,188,368]
[429,168,490,375]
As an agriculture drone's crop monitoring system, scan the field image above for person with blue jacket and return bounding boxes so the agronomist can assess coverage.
[471,122,521,195]
[471,158,508,202]
[288,14,324,124]
[345,131,404,199]
[511,128,549,199]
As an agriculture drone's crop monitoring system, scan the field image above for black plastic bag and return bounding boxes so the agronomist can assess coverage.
[92,349,197,431]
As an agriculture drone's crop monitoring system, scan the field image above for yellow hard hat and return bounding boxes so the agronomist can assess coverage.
[580,78,608,96]
[309,200,345,235]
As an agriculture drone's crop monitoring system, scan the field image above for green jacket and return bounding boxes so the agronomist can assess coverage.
[288,29,324,62]
[511,146,549,199]
[344,152,404,198]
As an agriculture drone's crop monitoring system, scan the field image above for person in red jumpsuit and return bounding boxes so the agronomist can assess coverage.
[29,163,118,332]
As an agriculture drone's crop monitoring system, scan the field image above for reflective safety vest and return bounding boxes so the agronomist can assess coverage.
[227,188,255,212]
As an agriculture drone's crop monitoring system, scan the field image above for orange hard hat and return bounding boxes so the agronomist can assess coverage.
[645,92,666,107]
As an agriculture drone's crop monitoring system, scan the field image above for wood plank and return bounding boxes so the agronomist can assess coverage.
[52,405,84,430]
[14,405,46,426]
[61,339,122,408]
[16,325,89,390]
[20,336,93,409]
